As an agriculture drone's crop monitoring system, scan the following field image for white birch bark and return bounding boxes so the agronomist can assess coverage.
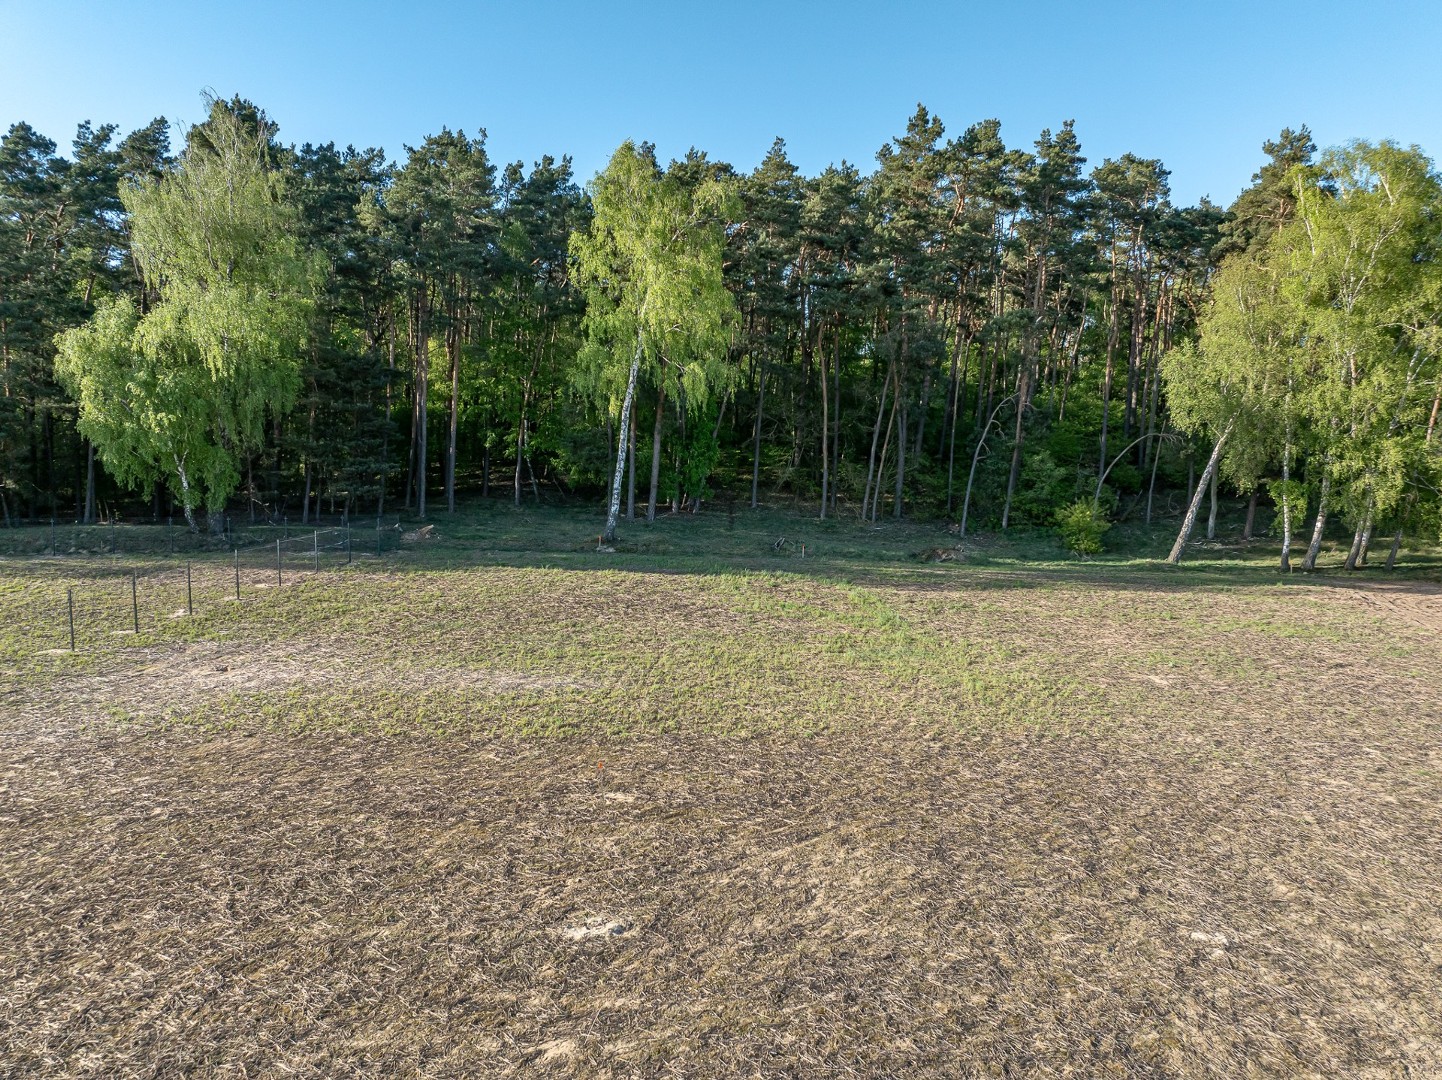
[1166,419,1233,565]
[601,331,643,547]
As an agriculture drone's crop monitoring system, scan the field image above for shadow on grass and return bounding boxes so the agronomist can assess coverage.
[3,499,1438,598]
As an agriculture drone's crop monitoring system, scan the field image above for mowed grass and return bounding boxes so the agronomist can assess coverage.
[1,503,1441,1076]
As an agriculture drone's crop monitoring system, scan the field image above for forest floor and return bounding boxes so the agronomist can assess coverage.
[2,504,1440,1077]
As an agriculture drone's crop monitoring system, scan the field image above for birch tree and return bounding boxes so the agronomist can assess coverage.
[55,99,316,531]
[571,142,736,546]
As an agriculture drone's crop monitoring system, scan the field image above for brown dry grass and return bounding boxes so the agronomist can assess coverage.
[1,549,1440,1077]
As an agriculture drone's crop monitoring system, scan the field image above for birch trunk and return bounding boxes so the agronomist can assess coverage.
[174,456,197,532]
[647,373,666,523]
[1166,421,1233,565]
[1302,467,1330,571]
[861,365,891,521]
[872,389,897,524]
[1344,506,1369,571]
[1353,511,1375,568]
[1279,445,1292,573]
[626,409,636,520]
[1206,466,1218,540]
[83,442,95,525]
[1000,364,1030,530]
[513,402,525,507]
[1384,529,1403,570]
[960,394,1014,538]
[601,331,643,547]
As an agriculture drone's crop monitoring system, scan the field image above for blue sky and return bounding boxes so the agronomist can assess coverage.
[3,0,1439,206]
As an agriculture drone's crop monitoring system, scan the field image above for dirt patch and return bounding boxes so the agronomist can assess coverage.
[1320,578,1442,635]
[17,639,593,723]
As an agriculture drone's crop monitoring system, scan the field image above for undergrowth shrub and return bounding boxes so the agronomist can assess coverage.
[1056,499,1111,555]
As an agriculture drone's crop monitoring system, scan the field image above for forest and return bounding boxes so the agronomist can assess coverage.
[3,95,1440,566]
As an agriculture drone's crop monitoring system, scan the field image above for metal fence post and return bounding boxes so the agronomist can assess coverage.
[130,571,139,634]
[50,517,56,555]
[168,516,174,556]
[276,538,282,586]
[346,524,352,565]
[313,529,319,572]
[234,549,241,600]
[67,587,75,651]
[186,561,193,616]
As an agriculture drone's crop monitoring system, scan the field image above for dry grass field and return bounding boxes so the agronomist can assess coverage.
[2,507,1440,1077]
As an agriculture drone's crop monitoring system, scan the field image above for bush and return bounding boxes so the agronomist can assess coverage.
[1013,449,1074,525]
[1055,499,1111,555]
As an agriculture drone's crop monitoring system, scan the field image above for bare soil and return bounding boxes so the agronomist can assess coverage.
[2,569,1440,1078]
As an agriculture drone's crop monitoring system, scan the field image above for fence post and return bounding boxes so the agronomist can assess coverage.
[67,586,75,651]
[346,524,352,565]
[50,517,56,555]
[130,571,139,634]
[168,516,174,556]
[234,549,241,600]
[313,529,319,572]
[186,561,193,616]
[276,538,282,586]
[110,519,116,554]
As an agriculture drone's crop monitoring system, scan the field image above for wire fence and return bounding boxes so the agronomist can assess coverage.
[0,515,408,559]
[6,521,414,653]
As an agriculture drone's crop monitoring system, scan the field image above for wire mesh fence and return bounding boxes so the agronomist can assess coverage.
[0,515,407,559]
[6,520,411,653]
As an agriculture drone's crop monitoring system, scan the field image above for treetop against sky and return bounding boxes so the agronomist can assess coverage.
[4,0,1438,205]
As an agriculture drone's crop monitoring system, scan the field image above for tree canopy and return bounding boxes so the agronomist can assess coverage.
[6,94,1440,567]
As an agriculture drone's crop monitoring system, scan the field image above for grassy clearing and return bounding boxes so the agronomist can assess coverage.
[1,503,1440,1076]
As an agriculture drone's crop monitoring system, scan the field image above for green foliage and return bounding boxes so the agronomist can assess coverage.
[1055,499,1112,555]
[11,96,1440,569]
[1012,449,1073,525]
[571,141,739,415]
[1266,478,1309,537]
[56,100,316,521]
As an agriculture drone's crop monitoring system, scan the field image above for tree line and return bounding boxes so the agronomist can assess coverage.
[3,95,1438,564]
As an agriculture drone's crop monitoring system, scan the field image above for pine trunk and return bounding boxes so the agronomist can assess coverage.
[415,288,430,519]
[750,365,765,510]
[447,320,460,514]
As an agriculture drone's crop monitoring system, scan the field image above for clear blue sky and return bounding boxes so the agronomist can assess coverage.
[3,0,1439,206]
